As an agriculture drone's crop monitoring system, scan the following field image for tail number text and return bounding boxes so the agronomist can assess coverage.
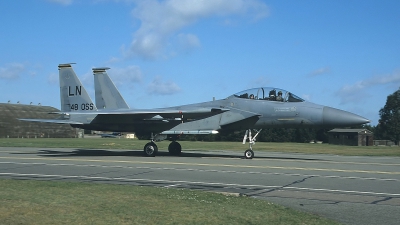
[70,103,94,110]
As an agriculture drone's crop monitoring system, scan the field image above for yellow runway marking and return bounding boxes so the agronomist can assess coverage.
[0,156,399,175]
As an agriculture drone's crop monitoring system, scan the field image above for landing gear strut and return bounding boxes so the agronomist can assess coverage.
[242,129,262,159]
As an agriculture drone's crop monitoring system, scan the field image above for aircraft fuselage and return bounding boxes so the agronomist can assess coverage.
[71,92,368,134]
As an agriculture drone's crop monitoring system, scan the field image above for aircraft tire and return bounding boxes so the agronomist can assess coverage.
[244,149,254,159]
[144,142,158,157]
[168,141,182,156]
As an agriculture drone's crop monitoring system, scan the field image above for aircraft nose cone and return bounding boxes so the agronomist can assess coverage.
[323,107,370,127]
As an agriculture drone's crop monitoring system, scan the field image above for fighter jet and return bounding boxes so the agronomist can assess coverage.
[21,63,370,159]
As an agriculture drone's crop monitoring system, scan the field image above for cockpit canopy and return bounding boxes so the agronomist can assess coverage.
[232,87,304,102]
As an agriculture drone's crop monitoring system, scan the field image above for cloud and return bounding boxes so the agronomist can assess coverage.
[147,76,181,95]
[249,76,269,88]
[108,65,143,86]
[0,63,26,80]
[106,56,121,64]
[336,71,400,104]
[126,0,269,59]
[307,67,331,77]
[78,70,94,88]
[47,72,58,85]
[176,33,201,51]
[46,0,73,5]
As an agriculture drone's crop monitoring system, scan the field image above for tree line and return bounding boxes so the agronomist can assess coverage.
[374,88,400,144]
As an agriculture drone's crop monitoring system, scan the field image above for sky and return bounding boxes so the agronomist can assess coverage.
[1,0,400,125]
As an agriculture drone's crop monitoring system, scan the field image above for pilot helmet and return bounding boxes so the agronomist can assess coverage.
[278,91,282,95]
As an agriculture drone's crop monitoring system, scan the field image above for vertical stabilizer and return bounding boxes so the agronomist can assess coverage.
[93,67,129,109]
[58,63,97,112]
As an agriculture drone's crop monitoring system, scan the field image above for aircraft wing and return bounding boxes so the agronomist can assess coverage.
[18,118,83,125]
[51,107,229,120]
[23,107,229,125]
[91,107,230,124]
[52,107,228,114]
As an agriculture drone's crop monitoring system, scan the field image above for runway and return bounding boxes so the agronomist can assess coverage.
[0,147,399,225]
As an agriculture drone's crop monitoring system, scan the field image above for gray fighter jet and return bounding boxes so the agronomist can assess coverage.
[21,63,370,159]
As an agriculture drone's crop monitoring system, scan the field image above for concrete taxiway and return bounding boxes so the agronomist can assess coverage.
[0,147,399,225]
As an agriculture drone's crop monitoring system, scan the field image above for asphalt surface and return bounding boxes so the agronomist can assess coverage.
[0,146,399,225]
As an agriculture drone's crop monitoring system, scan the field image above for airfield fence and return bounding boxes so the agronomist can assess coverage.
[373,140,397,146]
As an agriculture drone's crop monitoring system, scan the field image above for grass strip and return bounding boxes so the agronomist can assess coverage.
[0,179,339,225]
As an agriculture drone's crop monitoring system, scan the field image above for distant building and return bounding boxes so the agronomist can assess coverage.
[0,103,76,138]
[328,128,373,146]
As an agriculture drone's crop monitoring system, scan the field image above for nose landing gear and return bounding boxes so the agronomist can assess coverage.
[242,129,262,159]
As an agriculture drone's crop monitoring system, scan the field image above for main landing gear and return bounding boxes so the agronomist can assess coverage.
[168,141,182,155]
[242,129,262,159]
[143,134,182,157]
[143,141,182,157]
[144,141,158,157]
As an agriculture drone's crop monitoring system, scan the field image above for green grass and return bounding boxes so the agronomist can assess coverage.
[0,138,399,156]
[0,179,339,225]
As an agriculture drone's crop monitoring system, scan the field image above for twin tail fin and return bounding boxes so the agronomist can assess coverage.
[58,63,97,112]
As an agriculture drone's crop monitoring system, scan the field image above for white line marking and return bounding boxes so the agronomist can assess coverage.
[284,187,400,197]
[1,156,399,175]
[1,161,399,182]
[1,172,399,197]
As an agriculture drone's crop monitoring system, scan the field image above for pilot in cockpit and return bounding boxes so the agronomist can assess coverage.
[269,90,276,101]
[276,91,283,102]
[249,94,255,99]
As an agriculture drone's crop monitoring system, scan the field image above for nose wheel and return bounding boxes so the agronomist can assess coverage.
[244,149,254,159]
